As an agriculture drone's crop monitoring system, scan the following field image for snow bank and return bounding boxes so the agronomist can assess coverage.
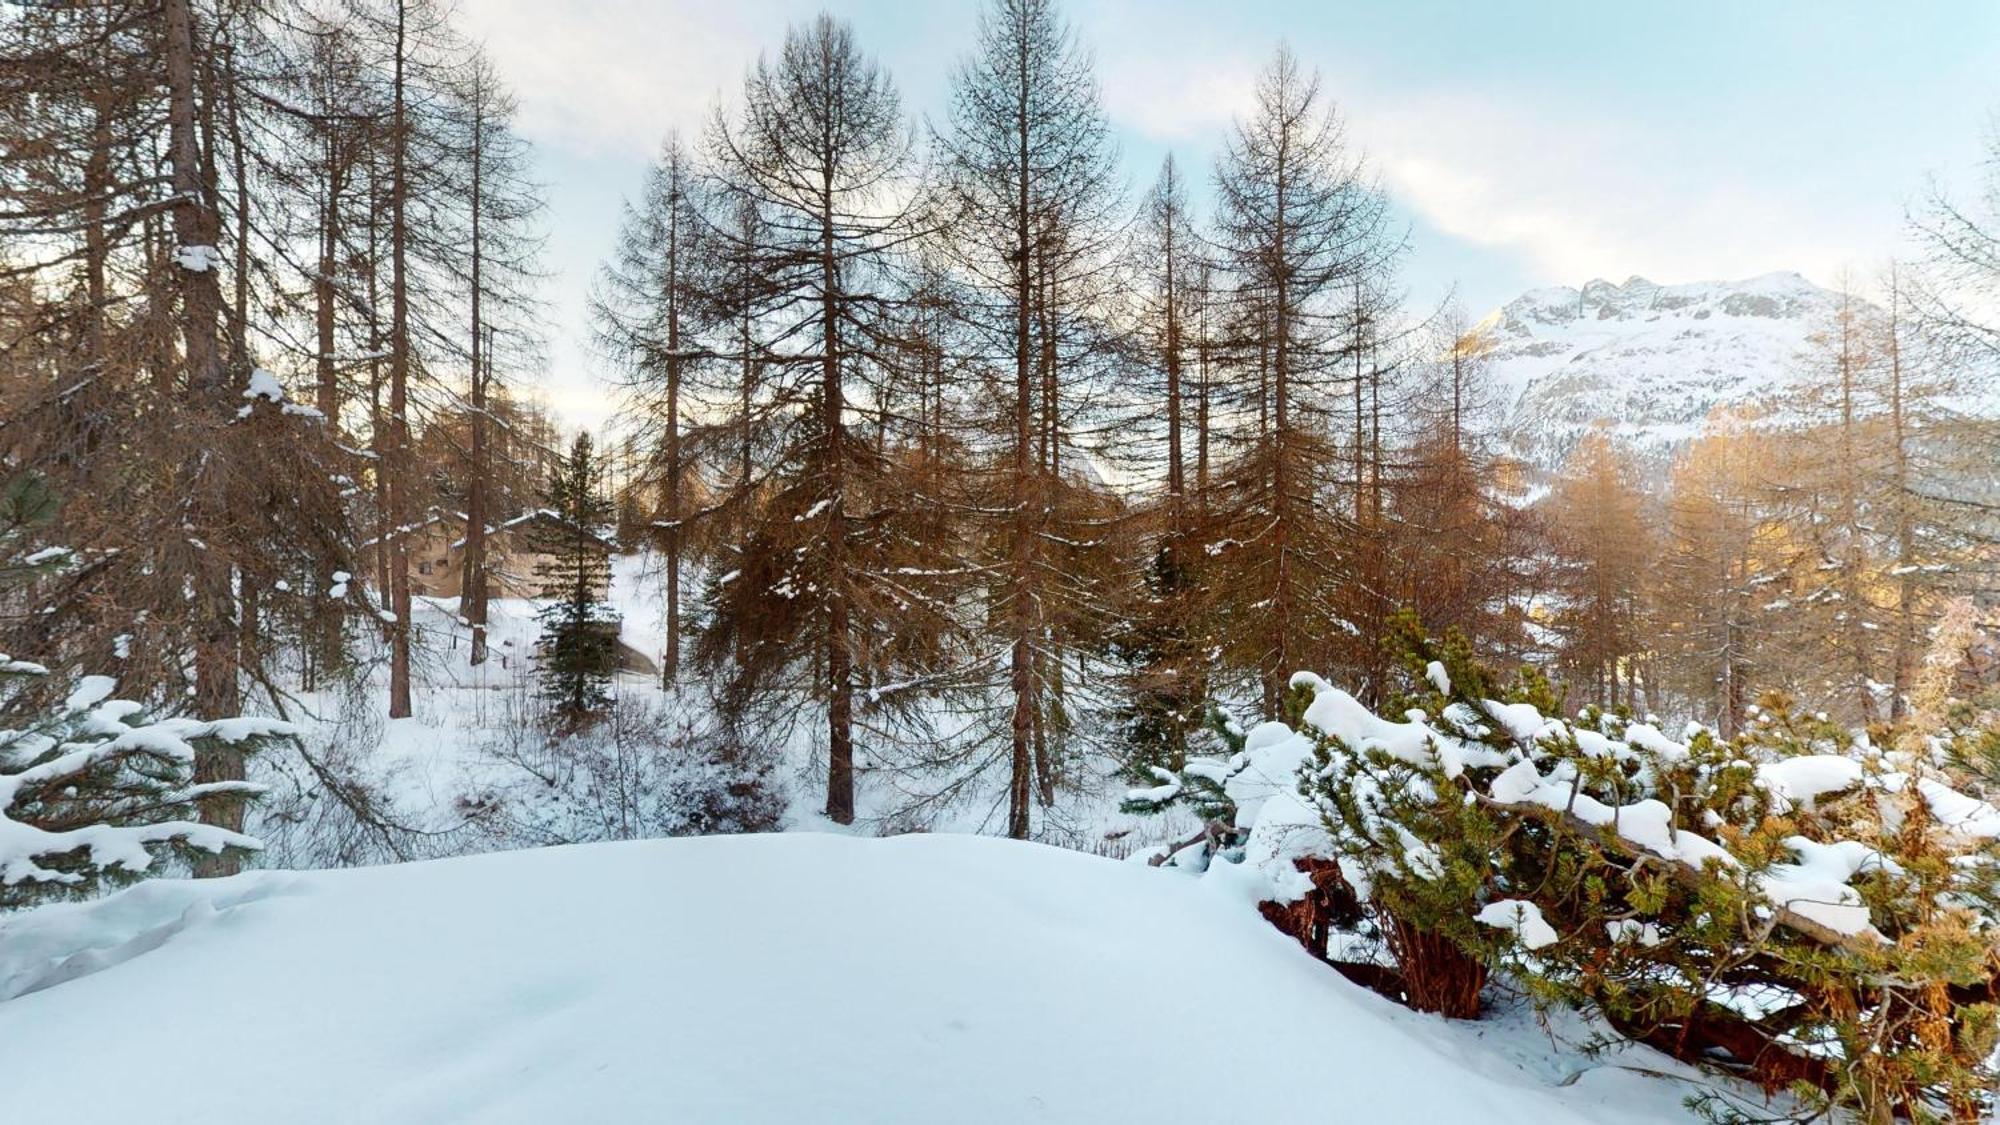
[0,834,1711,1123]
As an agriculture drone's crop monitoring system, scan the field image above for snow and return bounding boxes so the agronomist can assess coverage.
[1229,719,1319,827]
[0,834,1720,1123]
[1124,766,1181,805]
[1623,721,1690,764]
[1477,898,1560,950]
[1296,674,1434,768]
[1425,659,1451,695]
[174,244,221,273]
[0,681,286,889]
[1491,756,1750,880]
[62,674,115,713]
[1606,919,1663,947]
[1755,838,1899,939]
[243,368,285,402]
[1287,674,1909,949]
[1755,755,1863,812]
[1476,272,1848,469]
[1916,777,2000,839]
[252,550,1172,856]
[1276,672,1896,942]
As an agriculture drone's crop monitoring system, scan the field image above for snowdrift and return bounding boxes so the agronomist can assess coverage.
[0,834,1712,1123]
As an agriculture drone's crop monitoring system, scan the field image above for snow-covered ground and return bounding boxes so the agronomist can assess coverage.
[0,833,1721,1123]
[253,550,1184,867]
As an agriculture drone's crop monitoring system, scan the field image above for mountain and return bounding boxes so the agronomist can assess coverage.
[1475,271,1847,472]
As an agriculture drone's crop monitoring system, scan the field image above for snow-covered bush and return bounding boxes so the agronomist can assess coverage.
[244,679,441,870]
[0,474,287,905]
[465,695,785,846]
[0,666,286,908]
[1132,616,2000,1121]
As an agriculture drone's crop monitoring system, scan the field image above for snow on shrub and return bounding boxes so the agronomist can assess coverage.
[0,667,285,908]
[1130,614,2000,1121]
[463,695,786,846]
[0,481,285,907]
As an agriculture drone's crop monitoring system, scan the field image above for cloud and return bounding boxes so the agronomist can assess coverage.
[1078,10,1889,296]
[1095,50,1258,146]
[457,0,777,157]
[1350,90,1902,292]
[453,0,1949,431]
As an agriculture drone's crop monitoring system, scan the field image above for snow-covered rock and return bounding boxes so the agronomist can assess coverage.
[1476,271,1848,470]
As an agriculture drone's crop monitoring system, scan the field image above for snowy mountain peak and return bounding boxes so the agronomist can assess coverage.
[1478,271,1850,471]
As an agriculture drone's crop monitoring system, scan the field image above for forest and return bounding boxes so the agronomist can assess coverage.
[6,1,2000,1122]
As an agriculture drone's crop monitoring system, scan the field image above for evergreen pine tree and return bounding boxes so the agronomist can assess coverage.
[534,434,616,724]
[0,472,287,904]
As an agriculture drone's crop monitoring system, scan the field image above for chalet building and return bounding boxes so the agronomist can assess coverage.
[372,509,615,600]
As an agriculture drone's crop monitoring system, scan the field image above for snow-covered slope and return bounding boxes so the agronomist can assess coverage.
[1479,271,1845,470]
[0,834,1720,1123]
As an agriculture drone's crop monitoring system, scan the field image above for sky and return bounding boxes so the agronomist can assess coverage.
[454,0,2000,431]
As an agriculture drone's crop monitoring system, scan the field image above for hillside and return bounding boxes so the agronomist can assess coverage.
[1479,271,1846,470]
[0,834,1724,1123]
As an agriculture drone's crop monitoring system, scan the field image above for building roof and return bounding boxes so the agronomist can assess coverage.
[363,508,616,553]
[450,508,616,552]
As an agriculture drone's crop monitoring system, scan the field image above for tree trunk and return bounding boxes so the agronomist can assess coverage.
[1886,272,1916,719]
[82,90,110,368]
[821,170,855,826]
[465,345,489,665]
[386,0,414,719]
[314,87,344,428]
[165,0,245,877]
[1267,158,1292,709]
[1835,294,1877,724]
[662,180,683,687]
[464,86,489,667]
[224,43,250,368]
[1005,44,1035,840]
[1195,298,1211,512]
[1162,179,1185,555]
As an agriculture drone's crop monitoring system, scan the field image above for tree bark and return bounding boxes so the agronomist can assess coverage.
[463,78,489,667]
[1834,293,1878,724]
[386,0,414,719]
[165,0,244,877]
[822,161,855,826]
[661,171,683,687]
[1885,272,1916,719]
[1005,32,1035,840]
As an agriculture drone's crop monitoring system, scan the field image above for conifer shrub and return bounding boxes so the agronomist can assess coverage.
[1129,611,2000,1121]
[533,434,618,726]
[0,477,288,904]
[0,666,286,906]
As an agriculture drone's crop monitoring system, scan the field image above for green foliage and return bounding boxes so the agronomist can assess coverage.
[0,471,281,907]
[1118,704,1242,826]
[1115,543,1210,782]
[0,471,69,601]
[0,681,284,908]
[1286,619,2000,1119]
[533,434,618,724]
